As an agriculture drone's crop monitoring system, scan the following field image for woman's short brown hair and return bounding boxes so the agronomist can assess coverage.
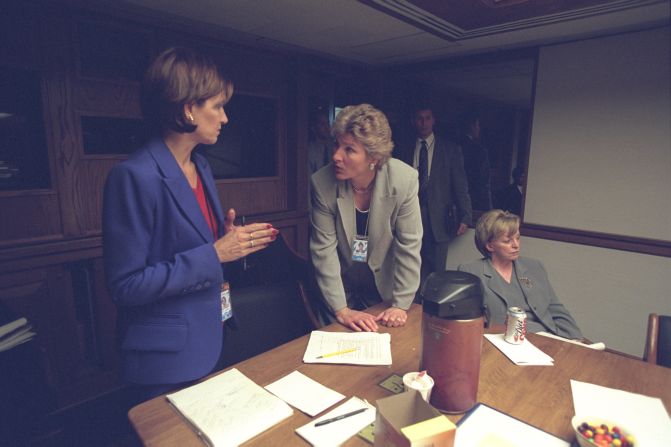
[140,47,233,134]
[474,209,520,257]
[332,104,394,168]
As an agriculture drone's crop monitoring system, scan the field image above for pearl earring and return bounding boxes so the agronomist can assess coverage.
[187,113,194,122]
[369,163,375,171]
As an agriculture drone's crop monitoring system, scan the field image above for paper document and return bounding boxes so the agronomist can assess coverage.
[0,317,28,338]
[296,396,376,446]
[571,380,671,446]
[265,370,345,416]
[166,368,293,447]
[0,318,36,352]
[484,334,554,366]
[455,403,569,447]
[303,331,392,365]
[536,332,605,350]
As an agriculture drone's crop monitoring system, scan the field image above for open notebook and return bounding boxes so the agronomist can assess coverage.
[166,368,293,446]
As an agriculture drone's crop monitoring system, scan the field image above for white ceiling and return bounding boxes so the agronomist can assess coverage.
[118,0,670,65]
[106,0,669,106]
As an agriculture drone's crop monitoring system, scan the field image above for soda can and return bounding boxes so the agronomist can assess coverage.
[504,306,527,344]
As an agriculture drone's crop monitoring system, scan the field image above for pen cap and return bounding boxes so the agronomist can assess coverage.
[421,271,483,320]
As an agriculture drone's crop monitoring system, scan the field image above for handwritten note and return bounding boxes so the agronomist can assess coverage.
[166,368,293,446]
[303,331,392,365]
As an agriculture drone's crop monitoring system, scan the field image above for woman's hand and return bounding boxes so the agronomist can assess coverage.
[213,209,278,263]
[376,307,407,328]
[335,307,379,332]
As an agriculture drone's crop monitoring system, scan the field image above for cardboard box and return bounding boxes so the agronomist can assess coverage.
[374,391,456,447]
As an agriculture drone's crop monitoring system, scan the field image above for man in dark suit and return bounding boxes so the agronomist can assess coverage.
[458,110,492,210]
[397,105,472,277]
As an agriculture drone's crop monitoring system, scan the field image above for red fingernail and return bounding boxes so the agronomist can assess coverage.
[272,229,279,235]
[270,236,276,241]
[266,224,272,229]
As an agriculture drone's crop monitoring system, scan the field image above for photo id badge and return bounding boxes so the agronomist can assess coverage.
[221,281,233,322]
[351,236,368,262]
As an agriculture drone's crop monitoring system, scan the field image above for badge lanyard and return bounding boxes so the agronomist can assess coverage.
[351,205,371,263]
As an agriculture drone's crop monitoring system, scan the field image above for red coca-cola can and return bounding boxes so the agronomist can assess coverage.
[504,306,527,344]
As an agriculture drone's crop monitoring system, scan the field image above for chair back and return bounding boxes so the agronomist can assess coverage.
[644,313,671,368]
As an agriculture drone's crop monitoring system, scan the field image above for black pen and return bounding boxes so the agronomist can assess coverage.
[314,408,368,427]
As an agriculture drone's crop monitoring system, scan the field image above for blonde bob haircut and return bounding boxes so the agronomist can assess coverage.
[475,209,521,258]
[332,104,394,168]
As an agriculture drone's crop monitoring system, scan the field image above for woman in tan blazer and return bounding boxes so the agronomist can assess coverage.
[310,104,423,332]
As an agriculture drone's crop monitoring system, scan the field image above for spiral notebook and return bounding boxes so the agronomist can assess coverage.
[166,368,293,447]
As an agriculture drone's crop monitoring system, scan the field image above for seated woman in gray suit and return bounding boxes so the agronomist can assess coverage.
[458,209,582,339]
[310,104,422,332]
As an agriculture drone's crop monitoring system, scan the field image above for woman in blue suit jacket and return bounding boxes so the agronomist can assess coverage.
[103,47,277,398]
[458,210,582,339]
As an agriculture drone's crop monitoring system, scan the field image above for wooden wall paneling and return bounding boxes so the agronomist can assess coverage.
[0,266,81,403]
[217,179,287,217]
[0,1,41,69]
[40,12,85,239]
[91,257,119,371]
[74,159,121,236]
[0,192,63,246]
[74,79,142,117]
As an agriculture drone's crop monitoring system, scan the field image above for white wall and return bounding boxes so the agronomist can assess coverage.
[526,26,671,240]
[447,27,671,357]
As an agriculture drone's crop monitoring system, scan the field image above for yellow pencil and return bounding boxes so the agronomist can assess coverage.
[316,347,359,359]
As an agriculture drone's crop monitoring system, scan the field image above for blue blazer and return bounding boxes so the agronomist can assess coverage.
[103,137,226,385]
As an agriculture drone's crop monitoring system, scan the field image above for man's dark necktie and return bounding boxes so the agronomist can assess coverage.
[418,139,429,204]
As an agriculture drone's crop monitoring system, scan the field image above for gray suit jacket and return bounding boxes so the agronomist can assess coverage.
[458,257,582,339]
[310,158,423,313]
[398,135,472,242]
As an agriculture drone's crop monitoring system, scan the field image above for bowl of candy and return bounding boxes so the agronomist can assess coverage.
[571,415,636,447]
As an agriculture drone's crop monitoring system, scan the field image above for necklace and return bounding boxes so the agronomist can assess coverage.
[351,181,374,194]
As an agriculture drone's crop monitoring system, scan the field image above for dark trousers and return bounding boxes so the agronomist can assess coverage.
[418,205,449,301]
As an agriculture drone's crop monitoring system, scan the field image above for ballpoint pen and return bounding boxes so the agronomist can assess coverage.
[315,347,359,359]
[314,408,368,427]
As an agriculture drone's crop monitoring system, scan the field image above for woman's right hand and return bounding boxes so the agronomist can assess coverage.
[335,307,378,332]
[213,209,278,263]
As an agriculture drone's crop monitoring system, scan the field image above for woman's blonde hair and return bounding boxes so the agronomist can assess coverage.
[474,209,520,257]
[332,104,393,168]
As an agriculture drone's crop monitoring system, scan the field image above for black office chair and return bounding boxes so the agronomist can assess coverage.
[643,313,671,368]
[218,234,321,368]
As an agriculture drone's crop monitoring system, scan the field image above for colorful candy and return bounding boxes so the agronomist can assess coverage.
[577,421,635,447]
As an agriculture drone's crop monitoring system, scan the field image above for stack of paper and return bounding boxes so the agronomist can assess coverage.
[484,334,554,366]
[265,370,345,416]
[295,397,376,446]
[166,368,293,447]
[0,317,36,352]
[303,331,392,365]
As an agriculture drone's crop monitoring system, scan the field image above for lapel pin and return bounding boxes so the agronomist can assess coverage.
[519,277,532,288]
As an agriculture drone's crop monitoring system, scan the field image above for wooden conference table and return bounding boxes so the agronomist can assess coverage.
[129,303,671,446]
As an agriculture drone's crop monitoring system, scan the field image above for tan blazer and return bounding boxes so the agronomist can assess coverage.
[310,158,423,313]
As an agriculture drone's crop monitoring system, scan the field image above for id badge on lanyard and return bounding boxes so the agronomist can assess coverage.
[220,281,233,322]
[351,236,368,262]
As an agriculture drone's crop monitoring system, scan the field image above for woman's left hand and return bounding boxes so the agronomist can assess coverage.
[376,307,407,328]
